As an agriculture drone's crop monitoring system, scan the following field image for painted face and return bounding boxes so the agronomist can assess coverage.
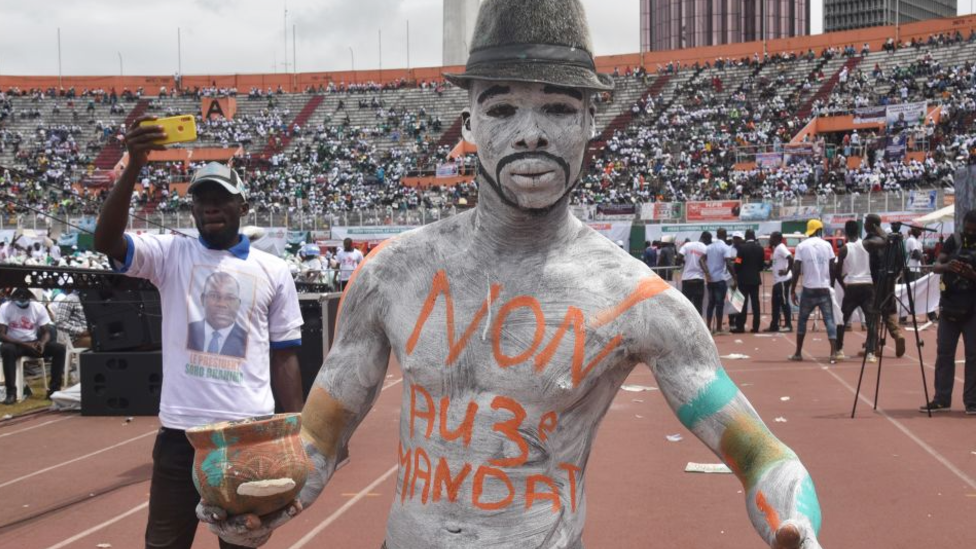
[463,81,593,211]
[202,275,241,330]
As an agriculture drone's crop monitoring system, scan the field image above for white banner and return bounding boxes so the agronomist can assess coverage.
[330,226,418,243]
[906,190,938,212]
[586,222,633,249]
[886,101,927,127]
[896,273,942,316]
[645,222,782,247]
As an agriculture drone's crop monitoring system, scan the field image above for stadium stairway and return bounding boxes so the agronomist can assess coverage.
[91,99,150,170]
[258,94,324,159]
[797,56,863,120]
[435,116,464,149]
[585,75,671,165]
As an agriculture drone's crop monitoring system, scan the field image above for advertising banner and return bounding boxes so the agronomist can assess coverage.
[330,226,418,243]
[596,204,636,217]
[739,203,773,221]
[645,222,782,246]
[886,101,927,127]
[640,202,683,222]
[907,190,938,212]
[435,163,460,178]
[854,106,887,125]
[780,205,823,221]
[686,201,742,222]
[756,153,783,169]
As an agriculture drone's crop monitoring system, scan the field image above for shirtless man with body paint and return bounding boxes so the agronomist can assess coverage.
[199,1,824,547]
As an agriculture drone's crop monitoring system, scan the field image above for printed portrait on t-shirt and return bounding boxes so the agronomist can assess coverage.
[186,269,257,359]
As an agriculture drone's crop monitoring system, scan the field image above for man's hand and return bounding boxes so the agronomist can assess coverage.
[778,269,789,277]
[790,291,799,307]
[196,500,303,548]
[948,260,976,281]
[772,521,823,549]
[123,116,167,169]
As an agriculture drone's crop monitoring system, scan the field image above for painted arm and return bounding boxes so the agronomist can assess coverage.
[641,291,822,548]
[201,261,392,547]
[699,255,711,283]
[835,247,848,290]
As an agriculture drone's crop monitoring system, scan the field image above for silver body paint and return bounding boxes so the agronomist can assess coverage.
[208,81,822,549]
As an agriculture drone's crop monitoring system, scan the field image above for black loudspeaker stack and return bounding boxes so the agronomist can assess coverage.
[80,352,163,416]
[80,288,162,352]
[292,293,343,402]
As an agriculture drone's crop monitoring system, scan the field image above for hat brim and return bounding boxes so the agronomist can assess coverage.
[444,61,614,92]
[188,177,245,199]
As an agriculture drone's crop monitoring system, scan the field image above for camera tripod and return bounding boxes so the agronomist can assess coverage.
[851,232,933,418]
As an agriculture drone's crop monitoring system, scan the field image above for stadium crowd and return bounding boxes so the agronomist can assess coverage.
[2,32,975,220]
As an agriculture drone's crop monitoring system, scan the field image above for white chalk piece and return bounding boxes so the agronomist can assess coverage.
[774,417,788,423]
[684,462,733,474]
[780,397,791,402]
[632,399,644,403]
[734,339,744,344]
[666,434,684,442]
[720,354,751,360]
[237,478,297,497]
[621,385,658,392]
[635,415,644,419]
[96,544,112,548]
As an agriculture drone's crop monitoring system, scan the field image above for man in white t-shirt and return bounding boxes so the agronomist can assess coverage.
[699,228,738,334]
[0,288,67,403]
[335,238,364,291]
[902,227,936,323]
[789,220,841,364]
[767,232,794,333]
[94,120,303,549]
[677,232,709,315]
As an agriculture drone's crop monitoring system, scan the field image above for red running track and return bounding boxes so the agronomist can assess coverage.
[1,324,974,548]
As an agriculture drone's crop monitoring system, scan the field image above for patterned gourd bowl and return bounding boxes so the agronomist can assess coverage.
[186,413,310,517]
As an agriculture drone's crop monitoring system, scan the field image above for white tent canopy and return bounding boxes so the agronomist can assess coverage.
[914,205,954,225]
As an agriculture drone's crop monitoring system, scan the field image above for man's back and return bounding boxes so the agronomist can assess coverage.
[796,237,834,289]
[705,240,731,281]
[736,241,765,286]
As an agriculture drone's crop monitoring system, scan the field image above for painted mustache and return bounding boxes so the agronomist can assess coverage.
[495,152,571,189]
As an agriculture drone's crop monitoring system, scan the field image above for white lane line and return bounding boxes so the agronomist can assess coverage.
[44,501,150,549]
[780,334,976,491]
[289,376,404,548]
[847,329,964,384]
[288,464,399,549]
[0,415,75,439]
[38,378,405,548]
[0,430,157,489]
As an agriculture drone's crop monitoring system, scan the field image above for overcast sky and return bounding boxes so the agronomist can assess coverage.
[0,1,973,76]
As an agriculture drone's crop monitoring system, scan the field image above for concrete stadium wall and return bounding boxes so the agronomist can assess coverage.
[2,15,976,95]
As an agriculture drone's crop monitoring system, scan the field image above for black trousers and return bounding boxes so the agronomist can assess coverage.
[1,341,65,394]
[681,279,705,315]
[770,282,793,329]
[146,428,249,549]
[734,284,762,331]
[837,284,877,354]
[932,311,976,407]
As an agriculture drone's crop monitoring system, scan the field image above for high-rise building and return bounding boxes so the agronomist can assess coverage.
[443,0,480,66]
[823,0,956,33]
[640,1,811,52]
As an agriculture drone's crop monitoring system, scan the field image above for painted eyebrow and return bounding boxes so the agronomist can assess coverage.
[543,85,583,101]
[477,85,512,104]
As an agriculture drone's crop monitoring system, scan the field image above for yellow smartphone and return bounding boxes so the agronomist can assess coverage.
[140,115,198,145]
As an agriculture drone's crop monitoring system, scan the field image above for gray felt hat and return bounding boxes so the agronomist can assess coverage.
[444,0,614,92]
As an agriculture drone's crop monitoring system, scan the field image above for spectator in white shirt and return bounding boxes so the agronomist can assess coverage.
[335,238,364,291]
[789,220,841,364]
[1,288,67,403]
[677,232,709,315]
[94,119,303,549]
[767,232,794,332]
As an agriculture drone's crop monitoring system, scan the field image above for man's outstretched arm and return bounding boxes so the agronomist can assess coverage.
[639,290,823,548]
[201,256,392,547]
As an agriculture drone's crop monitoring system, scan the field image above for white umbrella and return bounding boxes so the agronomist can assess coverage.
[914,205,954,225]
